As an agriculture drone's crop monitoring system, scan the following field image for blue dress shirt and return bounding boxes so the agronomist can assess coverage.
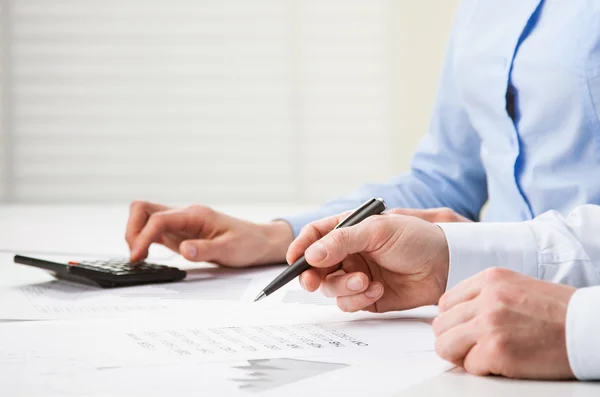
[284,0,600,237]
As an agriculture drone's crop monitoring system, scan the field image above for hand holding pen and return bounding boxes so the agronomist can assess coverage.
[257,199,452,313]
[255,198,386,301]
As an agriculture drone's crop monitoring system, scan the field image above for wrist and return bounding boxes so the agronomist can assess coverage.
[254,221,295,266]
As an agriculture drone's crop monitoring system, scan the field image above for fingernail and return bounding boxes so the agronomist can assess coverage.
[306,242,327,262]
[365,283,383,299]
[346,276,363,292]
[299,276,307,290]
[184,243,197,259]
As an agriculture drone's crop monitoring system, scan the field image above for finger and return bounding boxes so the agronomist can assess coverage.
[336,282,384,312]
[461,343,492,376]
[299,267,341,292]
[434,320,480,364]
[320,271,370,298]
[179,239,224,263]
[286,211,352,265]
[389,207,471,223]
[125,201,169,249]
[304,218,382,269]
[158,232,186,254]
[388,208,443,223]
[298,253,367,293]
[130,210,192,261]
[438,273,486,312]
[432,299,478,337]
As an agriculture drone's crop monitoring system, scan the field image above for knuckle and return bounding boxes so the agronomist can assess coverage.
[438,207,455,221]
[437,293,449,311]
[463,359,489,377]
[299,224,309,236]
[482,267,509,283]
[434,337,451,360]
[481,307,506,328]
[129,200,147,213]
[431,316,442,336]
[147,212,166,230]
[189,205,212,218]
[300,223,317,238]
[124,229,135,242]
[488,284,516,305]
[485,333,510,360]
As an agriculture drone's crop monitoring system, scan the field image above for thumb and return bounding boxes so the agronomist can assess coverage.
[179,239,223,262]
[304,219,377,268]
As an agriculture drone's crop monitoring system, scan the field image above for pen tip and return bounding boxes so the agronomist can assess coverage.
[254,291,266,302]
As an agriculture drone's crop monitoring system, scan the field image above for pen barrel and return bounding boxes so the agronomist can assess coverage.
[335,197,386,229]
[263,256,311,296]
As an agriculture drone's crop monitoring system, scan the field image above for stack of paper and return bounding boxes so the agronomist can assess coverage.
[0,253,452,396]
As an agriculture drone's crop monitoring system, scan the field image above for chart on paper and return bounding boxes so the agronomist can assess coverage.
[0,314,451,397]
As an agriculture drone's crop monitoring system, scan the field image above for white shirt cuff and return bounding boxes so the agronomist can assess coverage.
[437,222,538,290]
[566,286,600,380]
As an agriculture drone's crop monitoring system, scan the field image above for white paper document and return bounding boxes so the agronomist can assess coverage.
[0,251,453,395]
[0,255,338,320]
[0,312,451,396]
[2,353,450,397]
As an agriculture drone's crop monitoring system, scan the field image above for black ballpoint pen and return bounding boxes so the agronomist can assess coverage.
[254,197,387,302]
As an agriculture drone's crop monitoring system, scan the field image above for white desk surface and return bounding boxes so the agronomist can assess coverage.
[1,204,599,396]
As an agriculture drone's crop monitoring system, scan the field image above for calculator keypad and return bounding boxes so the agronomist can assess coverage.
[75,259,178,276]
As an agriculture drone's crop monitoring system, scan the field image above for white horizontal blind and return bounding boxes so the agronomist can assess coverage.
[295,1,394,203]
[7,0,396,204]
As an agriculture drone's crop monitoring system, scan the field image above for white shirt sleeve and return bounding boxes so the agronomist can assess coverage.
[438,204,600,289]
[566,286,600,380]
[438,205,600,380]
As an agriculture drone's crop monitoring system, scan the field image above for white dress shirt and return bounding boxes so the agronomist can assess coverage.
[438,205,600,380]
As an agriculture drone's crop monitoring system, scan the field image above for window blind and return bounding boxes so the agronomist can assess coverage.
[12,0,296,204]
[3,0,459,205]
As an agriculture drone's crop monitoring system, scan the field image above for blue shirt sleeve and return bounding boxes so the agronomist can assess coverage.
[282,27,488,237]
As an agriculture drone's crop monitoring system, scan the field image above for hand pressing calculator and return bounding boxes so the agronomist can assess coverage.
[14,255,187,288]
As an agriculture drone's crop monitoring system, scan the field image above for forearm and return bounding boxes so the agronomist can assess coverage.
[282,169,486,238]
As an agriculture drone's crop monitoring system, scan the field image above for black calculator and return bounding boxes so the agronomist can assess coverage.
[14,255,187,288]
